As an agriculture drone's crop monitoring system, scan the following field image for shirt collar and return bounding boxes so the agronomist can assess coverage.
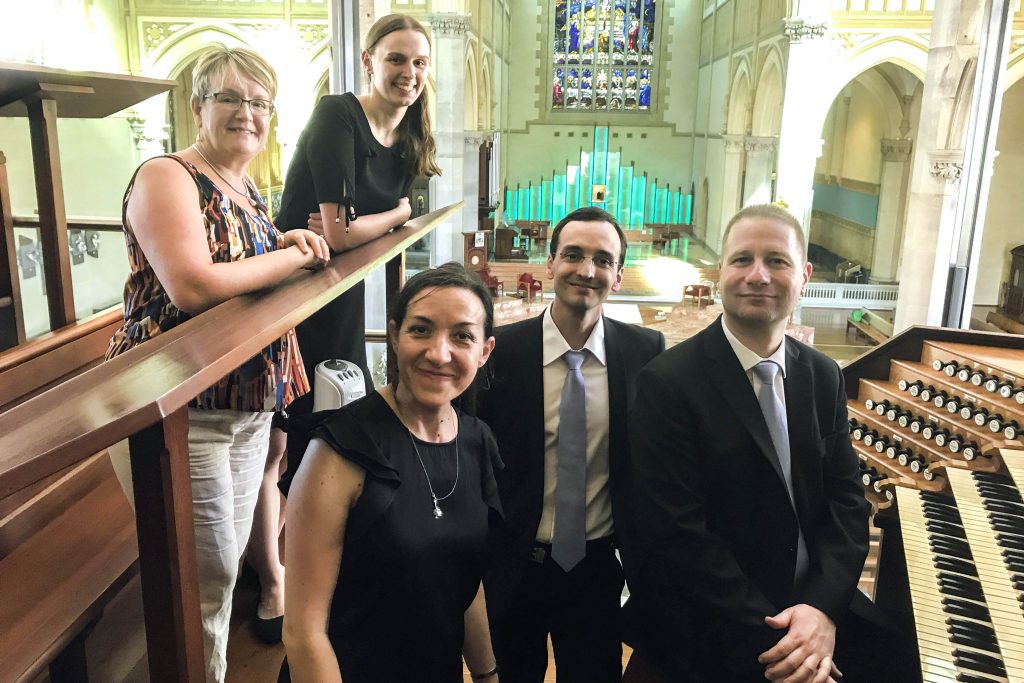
[542,306,607,366]
[721,317,787,378]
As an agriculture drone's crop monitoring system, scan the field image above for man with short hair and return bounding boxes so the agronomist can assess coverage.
[622,204,911,682]
[474,206,664,682]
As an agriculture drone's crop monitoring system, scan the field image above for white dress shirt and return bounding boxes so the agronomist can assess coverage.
[536,306,614,543]
[722,318,809,584]
[721,317,788,409]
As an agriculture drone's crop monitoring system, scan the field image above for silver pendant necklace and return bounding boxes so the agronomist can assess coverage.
[192,143,248,197]
[396,394,459,519]
[408,432,459,519]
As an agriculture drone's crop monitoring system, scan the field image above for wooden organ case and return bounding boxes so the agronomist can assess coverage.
[844,328,1024,682]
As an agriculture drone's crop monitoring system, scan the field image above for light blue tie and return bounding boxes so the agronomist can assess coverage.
[552,350,587,571]
[752,360,808,584]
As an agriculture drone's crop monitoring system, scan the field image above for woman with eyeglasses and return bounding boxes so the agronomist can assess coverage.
[253,13,442,644]
[104,45,329,682]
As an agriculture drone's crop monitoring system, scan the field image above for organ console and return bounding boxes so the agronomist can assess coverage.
[844,330,1024,683]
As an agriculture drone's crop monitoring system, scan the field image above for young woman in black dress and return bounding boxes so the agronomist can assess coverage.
[282,264,501,682]
[276,12,441,400]
[249,14,442,640]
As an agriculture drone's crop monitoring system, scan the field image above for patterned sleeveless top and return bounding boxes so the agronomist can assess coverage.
[105,154,309,412]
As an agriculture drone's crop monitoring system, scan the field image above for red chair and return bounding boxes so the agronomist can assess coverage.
[475,268,503,297]
[518,273,543,301]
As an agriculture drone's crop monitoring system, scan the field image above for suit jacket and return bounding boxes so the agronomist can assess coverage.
[622,317,871,681]
[472,313,665,618]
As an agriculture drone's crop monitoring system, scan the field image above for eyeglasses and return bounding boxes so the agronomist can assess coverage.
[203,92,275,116]
[557,249,619,270]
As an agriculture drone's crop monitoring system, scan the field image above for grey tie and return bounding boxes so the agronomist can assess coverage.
[552,350,587,571]
[752,360,808,584]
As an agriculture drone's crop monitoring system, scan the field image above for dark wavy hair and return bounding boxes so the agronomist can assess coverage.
[365,14,442,178]
[388,262,494,339]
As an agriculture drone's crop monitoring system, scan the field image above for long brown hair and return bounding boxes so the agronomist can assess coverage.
[365,14,441,178]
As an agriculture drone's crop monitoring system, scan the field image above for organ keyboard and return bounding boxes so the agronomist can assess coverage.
[843,332,1024,682]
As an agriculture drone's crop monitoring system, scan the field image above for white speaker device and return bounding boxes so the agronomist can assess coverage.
[312,359,366,412]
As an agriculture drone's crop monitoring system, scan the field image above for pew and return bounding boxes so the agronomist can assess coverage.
[0,203,457,682]
[0,308,135,682]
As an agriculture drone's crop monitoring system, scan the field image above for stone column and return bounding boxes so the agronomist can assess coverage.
[742,136,777,206]
[715,134,745,253]
[427,13,469,265]
[892,0,995,330]
[775,17,830,234]
[870,138,913,283]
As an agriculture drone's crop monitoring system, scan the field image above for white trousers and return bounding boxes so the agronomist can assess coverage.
[109,409,272,683]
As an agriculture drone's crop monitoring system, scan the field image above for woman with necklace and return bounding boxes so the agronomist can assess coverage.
[104,46,328,682]
[282,264,502,682]
[251,12,442,643]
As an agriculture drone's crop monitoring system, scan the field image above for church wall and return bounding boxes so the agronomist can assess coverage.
[975,78,1024,306]
[841,85,883,184]
[809,77,890,272]
[498,0,701,217]
[690,0,790,252]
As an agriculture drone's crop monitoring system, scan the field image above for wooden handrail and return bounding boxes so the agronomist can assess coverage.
[0,202,461,499]
[0,307,121,373]
[13,215,122,232]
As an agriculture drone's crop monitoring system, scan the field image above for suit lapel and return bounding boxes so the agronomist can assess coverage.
[520,316,547,463]
[603,318,628,480]
[783,340,817,520]
[702,318,788,489]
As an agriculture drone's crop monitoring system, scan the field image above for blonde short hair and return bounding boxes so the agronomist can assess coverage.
[722,203,806,263]
[191,45,278,101]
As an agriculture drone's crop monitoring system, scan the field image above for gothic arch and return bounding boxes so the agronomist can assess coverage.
[149,25,250,79]
[480,56,493,131]
[1007,47,1024,88]
[846,67,911,139]
[465,41,480,131]
[751,51,784,137]
[727,59,753,135]
[818,36,928,126]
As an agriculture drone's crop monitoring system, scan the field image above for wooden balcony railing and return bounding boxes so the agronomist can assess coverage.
[0,201,461,681]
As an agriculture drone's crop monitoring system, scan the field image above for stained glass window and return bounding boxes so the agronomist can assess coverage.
[552,0,657,112]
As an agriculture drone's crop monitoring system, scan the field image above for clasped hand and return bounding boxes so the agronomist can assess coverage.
[758,604,841,683]
[283,229,330,268]
[305,197,412,236]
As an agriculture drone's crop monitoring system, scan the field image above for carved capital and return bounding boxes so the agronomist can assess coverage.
[784,18,829,43]
[880,138,913,162]
[724,134,746,153]
[929,149,964,182]
[464,131,493,146]
[744,136,777,155]
[428,13,470,37]
[930,161,962,181]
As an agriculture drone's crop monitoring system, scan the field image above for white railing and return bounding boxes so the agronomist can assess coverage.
[800,282,899,309]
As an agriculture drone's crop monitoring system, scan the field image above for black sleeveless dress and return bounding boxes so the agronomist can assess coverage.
[280,392,503,682]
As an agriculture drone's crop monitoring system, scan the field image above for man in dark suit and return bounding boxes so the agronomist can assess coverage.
[622,204,910,682]
[474,206,665,682]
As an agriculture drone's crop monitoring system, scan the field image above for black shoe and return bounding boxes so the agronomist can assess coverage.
[252,613,283,644]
